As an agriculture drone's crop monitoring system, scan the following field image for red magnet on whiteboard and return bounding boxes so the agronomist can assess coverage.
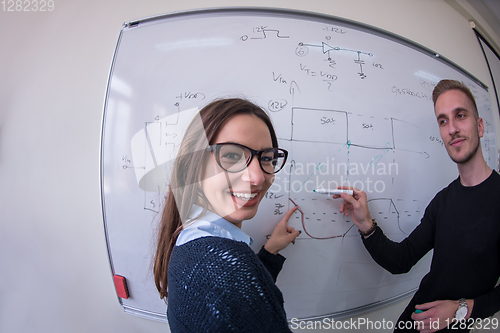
[113,275,129,299]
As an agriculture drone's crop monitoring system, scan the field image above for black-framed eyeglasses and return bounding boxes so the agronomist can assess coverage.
[205,143,288,174]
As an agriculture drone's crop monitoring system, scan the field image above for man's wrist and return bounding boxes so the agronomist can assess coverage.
[453,298,474,321]
[465,299,474,319]
[359,219,377,237]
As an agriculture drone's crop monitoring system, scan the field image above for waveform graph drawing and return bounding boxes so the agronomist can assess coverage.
[286,138,353,240]
[347,113,394,150]
[289,197,355,240]
[392,117,428,154]
[366,198,406,235]
[291,107,348,143]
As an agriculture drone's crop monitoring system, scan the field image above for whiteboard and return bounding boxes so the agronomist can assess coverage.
[100,8,498,321]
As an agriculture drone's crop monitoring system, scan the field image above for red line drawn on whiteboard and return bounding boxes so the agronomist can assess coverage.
[289,197,354,239]
[289,196,421,240]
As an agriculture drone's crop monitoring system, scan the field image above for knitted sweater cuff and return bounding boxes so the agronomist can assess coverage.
[257,246,286,283]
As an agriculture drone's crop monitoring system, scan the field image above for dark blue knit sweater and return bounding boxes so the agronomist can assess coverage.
[167,236,292,332]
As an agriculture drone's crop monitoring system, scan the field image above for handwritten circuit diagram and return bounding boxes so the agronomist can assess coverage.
[296,41,373,79]
[102,13,497,321]
[122,23,493,243]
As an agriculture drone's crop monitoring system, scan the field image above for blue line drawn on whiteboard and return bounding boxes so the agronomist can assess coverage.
[283,106,428,240]
[296,42,373,79]
[288,107,430,156]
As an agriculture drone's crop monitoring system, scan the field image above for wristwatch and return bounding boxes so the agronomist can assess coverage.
[455,298,468,321]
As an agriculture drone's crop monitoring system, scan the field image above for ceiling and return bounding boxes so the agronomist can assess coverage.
[470,0,500,34]
[461,0,500,51]
[483,0,500,22]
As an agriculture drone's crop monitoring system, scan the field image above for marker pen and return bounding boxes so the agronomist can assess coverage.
[313,189,354,195]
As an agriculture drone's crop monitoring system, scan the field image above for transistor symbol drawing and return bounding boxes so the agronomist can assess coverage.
[296,41,373,79]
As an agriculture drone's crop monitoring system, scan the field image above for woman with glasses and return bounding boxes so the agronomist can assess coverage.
[154,98,299,332]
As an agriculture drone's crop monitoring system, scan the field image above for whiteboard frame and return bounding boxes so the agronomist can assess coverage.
[100,6,491,322]
[121,7,487,89]
[100,26,124,308]
[476,30,500,116]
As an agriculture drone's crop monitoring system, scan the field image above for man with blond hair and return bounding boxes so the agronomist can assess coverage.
[336,79,500,332]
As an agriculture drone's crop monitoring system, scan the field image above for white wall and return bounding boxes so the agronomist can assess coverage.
[0,1,498,332]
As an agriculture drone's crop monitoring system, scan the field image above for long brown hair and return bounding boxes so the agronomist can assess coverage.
[153,98,278,299]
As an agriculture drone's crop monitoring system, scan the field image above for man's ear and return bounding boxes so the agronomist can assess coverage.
[477,117,485,138]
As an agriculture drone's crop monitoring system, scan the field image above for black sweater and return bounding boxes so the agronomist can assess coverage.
[167,237,291,333]
[364,171,500,331]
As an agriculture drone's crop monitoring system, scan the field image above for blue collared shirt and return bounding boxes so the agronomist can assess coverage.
[176,205,254,247]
